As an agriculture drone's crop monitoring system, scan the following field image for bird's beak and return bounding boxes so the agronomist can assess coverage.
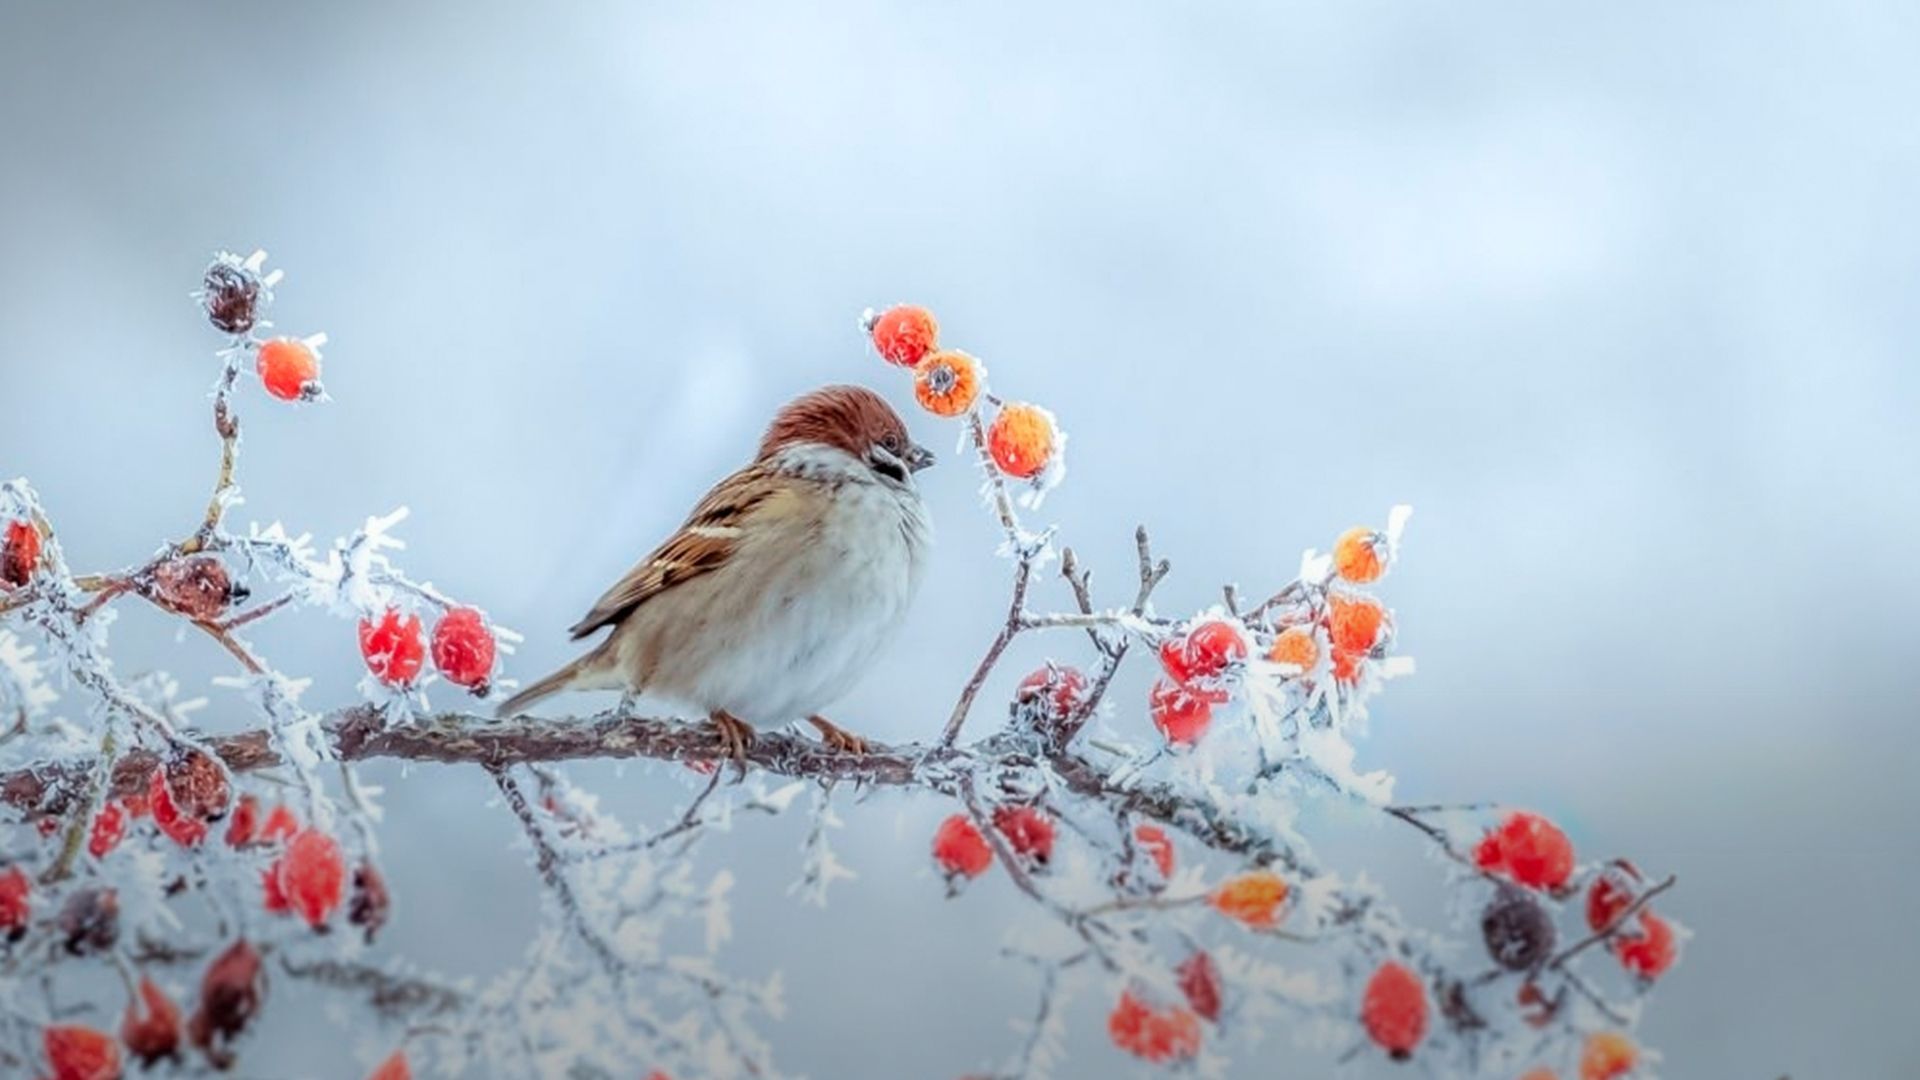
[906,443,936,473]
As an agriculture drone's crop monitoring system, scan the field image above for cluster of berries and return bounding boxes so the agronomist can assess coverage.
[359,605,498,696]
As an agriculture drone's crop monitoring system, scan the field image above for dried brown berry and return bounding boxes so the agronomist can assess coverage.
[1482,885,1557,972]
[201,260,261,335]
[349,860,391,944]
[152,556,246,621]
[121,975,183,1067]
[58,887,119,956]
[188,938,265,1070]
[163,750,232,823]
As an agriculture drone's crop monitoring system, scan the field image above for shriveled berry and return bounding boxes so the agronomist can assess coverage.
[430,607,496,692]
[868,304,940,367]
[187,938,265,1070]
[1481,886,1556,971]
[42,1024,120,1080]
[350,860,392,944]
[986,402,1059,480]
[121,975,183,1067]
[1149,679,1215,747]
[1361,961,1429,1060]
[1612,910,1678,980]
[256,337,321,401]
[1107,990,1202,1063]
[1474,812,1575,891]
[1133,824,1175,879]
[1579,1031,1638,1080]
[1333,526,1388,584]
[201,258,261,334]
[1267,625,1320,673]
[58,887,119,956]
[2,519,41,589]
[1177,950,1223,1023]
[931,814,993,882]
[0,865,30,942]
[89,800,128,859]
[913,349,983,417]
[268,828,346,929]
[359,608,426,687]
[151,556,242,620]
[991,805,1056,866]
[164,750,231,823]
[1211,871,1290,930]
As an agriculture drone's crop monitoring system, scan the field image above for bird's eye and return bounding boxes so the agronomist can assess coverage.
[882,433,902,453]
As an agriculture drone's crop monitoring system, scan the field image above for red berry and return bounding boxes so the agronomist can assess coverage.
[1473,812,1575,891]
[1360,961,1429,1060]
[1327,593,1389,655]
[1330,647,1364,685]
[1107,990,1202,1063]
[430,607,497,692]
[225,795,260,848]
[991,805,1056,866]
[869,304,940,367]
[89,801,128,859]
[1014,664,1088,724]
[1585,861,1643,932]
[2,519,40,588]
[121,975,182,1067]
[367,1050,411,1080]
[1612,910,1678,980]
[151,556,240,621]
[256,337,321,401]
[149,768,208,848]
[268,829,346,929]
[260,804,300,844]
[1177,950,1223,1023]
[42,1024,120,1080]
[359,608,426,686]
[0,865,30,942]
[1149,679,1215,747]
[1172,619,1249,684]
[931,814,993,881]
[1133,824,1175,879]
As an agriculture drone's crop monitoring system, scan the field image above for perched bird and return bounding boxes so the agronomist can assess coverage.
[497,385,935,758]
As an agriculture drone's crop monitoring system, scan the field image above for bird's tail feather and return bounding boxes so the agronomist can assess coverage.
[496,650,609,718]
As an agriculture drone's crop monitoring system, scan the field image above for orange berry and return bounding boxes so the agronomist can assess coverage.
[913,349,983,417]
[1360,961,1428,1060]
[1,519,40,588]
[1211,871,1290,929]
[869,304,940,367]
[367,1050,411,1080]
[1107,990,1202,1063]
[1267,626,1320,672]
[256,337,321,401]
[1580,1032,1638,1080]
[1327,593,1389,655]
[931,814,993,880]
[986,402,1058,479]
[1333,526,1387,583]
[1133,824,1175,879]
[1330,648,1364,684]
[1519,1070,1560,1080]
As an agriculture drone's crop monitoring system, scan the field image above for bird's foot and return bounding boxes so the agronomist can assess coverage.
[709,710,755,764]
[807,715,870,755]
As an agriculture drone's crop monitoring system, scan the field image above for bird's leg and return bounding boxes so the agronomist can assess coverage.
[708,710,755,763]
[807,715,870,755]
[617,690,639,716]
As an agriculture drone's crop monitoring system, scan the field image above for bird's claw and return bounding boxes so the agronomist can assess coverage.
[709,711,755,771]
[807,715,870,755]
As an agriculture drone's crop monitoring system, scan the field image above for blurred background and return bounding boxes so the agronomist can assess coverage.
[3,2,1917,1076]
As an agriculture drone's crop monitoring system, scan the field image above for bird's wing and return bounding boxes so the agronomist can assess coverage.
[566,464,789,640]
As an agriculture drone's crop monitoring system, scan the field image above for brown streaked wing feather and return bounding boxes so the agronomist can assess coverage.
[565,465,781,640]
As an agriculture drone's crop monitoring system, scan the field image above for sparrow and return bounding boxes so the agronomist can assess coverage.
[497,385,935,759]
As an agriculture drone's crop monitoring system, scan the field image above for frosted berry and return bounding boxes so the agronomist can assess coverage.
[2,519,41,588]
[1159,619,1248,686]
[1330,647,1364,684]
[1333,525,1388,584]
[121,975,182,1067]
[1327,593,1389,655]
[256,337,322,401]
[151,556,243,621]
[1481,886,1556,971]
[1211,871,1290,930]
[225,795,260,848]
[1149,679,1215,747]
[991,805,1056,866]
[1474,812,1575,891]
[987,402,1059,479]
[201,258,261,334]
[931,814,993,882]
[869,304,940,367]
[187,938,264,1067]
[1612,910,1678,980]
[0,864,30,942]
[359,608,426,686]
[268,828,347,929]
[1014,664,1088,727]
[1133,824,1175,879]
[1518,1070,1560,1080]
[367,1050,411,1080]
[1267,625,1320,673]
[1107,990,1202,1064]
[913,349,983,417]
[1177,950,1223,1023]
[149,768,208,848]
[1579,1032,1637,1080]
[1361,961,1429,1060]
[165,749,232,822]
[58,887,119,956]
[42,1024,120,1080]
[260,804,300,844]
[89,800,128,859]
[1585,860,1643,932]
[431,607,497,693]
